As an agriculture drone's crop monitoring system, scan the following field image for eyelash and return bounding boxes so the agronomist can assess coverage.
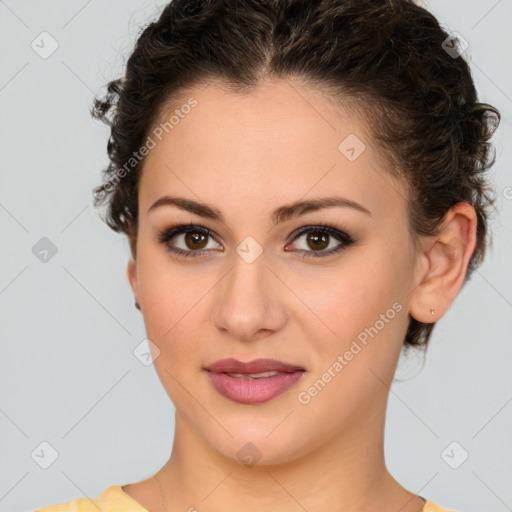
[155,222,356,259]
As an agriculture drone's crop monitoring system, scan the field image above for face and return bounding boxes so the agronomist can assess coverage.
[127,78,423,465]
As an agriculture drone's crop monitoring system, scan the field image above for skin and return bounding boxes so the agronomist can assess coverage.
[124,78,477,512]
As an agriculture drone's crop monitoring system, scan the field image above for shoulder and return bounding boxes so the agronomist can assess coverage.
[33,484,148,512]
[423,500,458,512]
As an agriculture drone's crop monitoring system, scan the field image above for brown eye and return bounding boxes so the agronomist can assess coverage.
[287,225,355,258]
[156,224,222,258]
[304,231,330,251]
[184,231,208,250]
[157,223,355,260]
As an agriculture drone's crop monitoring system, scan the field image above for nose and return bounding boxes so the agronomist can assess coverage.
[211,251,288,343]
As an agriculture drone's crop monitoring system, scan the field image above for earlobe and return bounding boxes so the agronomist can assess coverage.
[409,202,477,323]
[127,258,139,302]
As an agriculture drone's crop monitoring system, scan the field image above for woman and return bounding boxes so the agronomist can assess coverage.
[35,0,500,510]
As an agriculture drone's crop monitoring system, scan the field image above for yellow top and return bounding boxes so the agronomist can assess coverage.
[33,484,456,511]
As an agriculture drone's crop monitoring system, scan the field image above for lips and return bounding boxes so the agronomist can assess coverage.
[204,358,304,374]
[204,358,305,405]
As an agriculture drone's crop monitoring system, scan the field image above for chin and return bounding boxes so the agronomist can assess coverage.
[203,421,311,468]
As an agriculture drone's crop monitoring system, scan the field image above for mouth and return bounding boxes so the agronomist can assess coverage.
[204,358,306,405]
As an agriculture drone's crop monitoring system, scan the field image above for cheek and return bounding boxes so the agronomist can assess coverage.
[137,253,207,358]
[292,254,402,337]
[293,273,408,429]
[138,262,208,404]
[295,246,411,378]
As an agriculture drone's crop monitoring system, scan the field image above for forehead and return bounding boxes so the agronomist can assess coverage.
[137,78,408,224]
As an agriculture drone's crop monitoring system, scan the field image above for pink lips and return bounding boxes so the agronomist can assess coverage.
[204,358,305,405]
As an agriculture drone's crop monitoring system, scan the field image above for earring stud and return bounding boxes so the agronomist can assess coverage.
[430,306,435,316]
[135,300,141,311]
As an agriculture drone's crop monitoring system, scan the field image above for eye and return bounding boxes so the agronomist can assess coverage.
[285,225,355,258]
[156,223,222,258]
[156,223,356,259]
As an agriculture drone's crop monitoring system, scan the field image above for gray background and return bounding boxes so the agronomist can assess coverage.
[0,1,511,511]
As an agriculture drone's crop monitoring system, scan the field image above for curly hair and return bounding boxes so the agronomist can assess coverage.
[91,0,500,348]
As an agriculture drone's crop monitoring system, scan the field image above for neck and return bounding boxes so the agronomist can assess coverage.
[153,400,423,512]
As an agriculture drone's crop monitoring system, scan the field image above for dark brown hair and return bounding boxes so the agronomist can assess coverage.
[91,0,500,348]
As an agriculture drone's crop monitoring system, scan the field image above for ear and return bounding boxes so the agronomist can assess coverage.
[409,202,477,323]
[127,258,140,303]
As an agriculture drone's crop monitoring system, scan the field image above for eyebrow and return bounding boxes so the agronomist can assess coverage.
[147,195,371,224]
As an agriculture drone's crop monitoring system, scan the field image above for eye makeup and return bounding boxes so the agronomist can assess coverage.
[155,221,357,259]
